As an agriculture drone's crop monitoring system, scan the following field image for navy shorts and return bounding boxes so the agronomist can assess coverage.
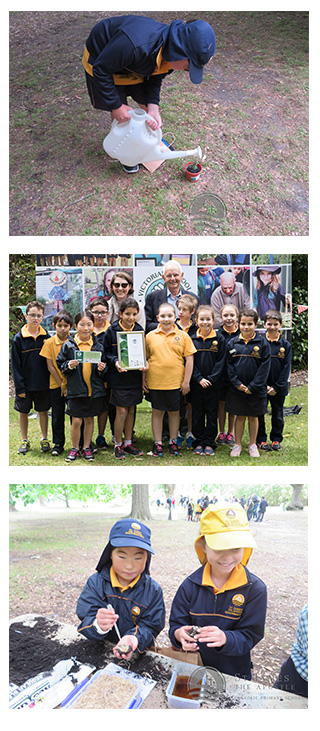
[14,390,50,414]
[85,72,147,111]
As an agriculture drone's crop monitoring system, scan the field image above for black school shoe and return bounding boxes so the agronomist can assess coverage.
[122,164,139,173]
[51,445,64,456]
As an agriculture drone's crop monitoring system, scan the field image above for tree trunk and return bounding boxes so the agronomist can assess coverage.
[287,484,304,510]
[128,485,152,520]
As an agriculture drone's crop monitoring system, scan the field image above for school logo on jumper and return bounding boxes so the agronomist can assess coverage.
[232,594,245,607]
[279,347,285,357]
[253,346,260,351]
[132,606,140,616]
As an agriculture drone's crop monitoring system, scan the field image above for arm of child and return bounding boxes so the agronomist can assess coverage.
[180,354,194,395]
[46,358,63,388]
[76,574,116,641]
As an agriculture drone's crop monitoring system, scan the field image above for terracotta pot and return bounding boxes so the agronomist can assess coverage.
[185,162,202,182]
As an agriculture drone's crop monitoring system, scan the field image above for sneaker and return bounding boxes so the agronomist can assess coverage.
[271,441,281,450]
[193,445,204,455]
[90,440,98,453]
[82,447,94,461]
[51,445,64,456]
[152,442,164,458]
[114,445,126,460]
[230,444,242,457]
[123,444,144,456]
[226,433,235,446]
[176,435,184,448]
[257,441,272,451]
[40,438,50,453]
[216,432,227,445]
[249,444,260,458]
[18,439,30,455]
[168,441,181,456]
[65,448,81,462]
[204,446,215,456]
[95,434,108,450]
[122,164,139,173]
[186,435,196,450]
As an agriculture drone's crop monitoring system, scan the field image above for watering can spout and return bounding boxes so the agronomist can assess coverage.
[103,109,202,167]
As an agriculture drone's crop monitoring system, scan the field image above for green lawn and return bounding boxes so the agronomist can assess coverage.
[9,385,307,466]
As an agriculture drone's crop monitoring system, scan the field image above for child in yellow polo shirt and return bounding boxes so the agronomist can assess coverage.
[40,310,73,456]
[144,302,196,457]
[169,501,267,679]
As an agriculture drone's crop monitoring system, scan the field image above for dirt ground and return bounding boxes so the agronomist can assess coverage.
[9,11,308,236]
[9,505,307,691]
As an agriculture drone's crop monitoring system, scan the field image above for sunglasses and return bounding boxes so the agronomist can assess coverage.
[113,282,129,289]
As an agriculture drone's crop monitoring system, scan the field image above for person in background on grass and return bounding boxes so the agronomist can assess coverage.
[56,310,107,462]
[11,301,51,456]
[226,308,271,458]
[89,297,111,450]
[274,604,308,698]
[257,309,292,452]
[169,501,267,678]
[39,309,73,456]
[144,302,196,457]
[77,519,165,660]
[256,496,268,522]
[190,305,226,456]
[103,297,147,460]
[82,15,216,173]
[216,303,240,447]
[176,294,198,449]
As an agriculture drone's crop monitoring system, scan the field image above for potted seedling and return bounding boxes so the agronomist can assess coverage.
[185,156,203,182]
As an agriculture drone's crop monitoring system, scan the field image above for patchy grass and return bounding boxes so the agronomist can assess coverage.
[9,384,308,466]
[9,11,308,235]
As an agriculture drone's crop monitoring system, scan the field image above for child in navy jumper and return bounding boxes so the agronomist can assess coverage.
[11,300,51,455]
[103,297,147,460]
[77,519,165,660]
[226,308,271,458]
[257,309,292,451]
[216,303,240,446]
[190,305,226,456]
[56,310,107,462]
[169,501,267,679]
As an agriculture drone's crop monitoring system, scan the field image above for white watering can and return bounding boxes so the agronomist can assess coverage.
[103,108,202,167]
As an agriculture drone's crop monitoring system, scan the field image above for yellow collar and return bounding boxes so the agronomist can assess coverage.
[266,332,281,342]
[202,561,248,594]
[239,332,256,344]
[196,327,216,340]
[110,565,141,592]
[75,333,93,347]
[22,323,46,339]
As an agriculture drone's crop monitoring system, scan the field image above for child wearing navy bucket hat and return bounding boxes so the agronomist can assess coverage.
[76,519,165,660]
[169,501,267,679]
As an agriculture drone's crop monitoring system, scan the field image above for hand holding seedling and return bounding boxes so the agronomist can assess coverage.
[174,626,199,652]
[96,606,119,632]
[113,634,138,660]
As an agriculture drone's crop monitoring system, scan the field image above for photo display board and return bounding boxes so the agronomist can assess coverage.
[36,254,292,331]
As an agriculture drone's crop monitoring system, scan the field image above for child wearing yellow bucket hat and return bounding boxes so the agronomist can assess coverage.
[169,501,267,679]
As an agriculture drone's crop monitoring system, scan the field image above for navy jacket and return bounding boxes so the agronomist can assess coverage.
[218,325,240,390]
[84,15,174,110]
[191,329,226,390]
[169,563,267,679]
[226,332,271,398]
[11,326,50,393]
[145,287,198,333]
[264,333,292,395]
[77,567,165,652]
[103,320,144,390]
[56,335,107,399]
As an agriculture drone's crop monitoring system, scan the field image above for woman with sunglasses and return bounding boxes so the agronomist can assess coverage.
[108,271,145,328]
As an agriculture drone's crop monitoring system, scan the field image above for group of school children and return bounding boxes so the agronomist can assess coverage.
[11,292,291,462]
[75,504,308,696]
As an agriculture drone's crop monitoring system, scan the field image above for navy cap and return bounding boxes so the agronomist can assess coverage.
[180,21,216,84]
[109,519,154,554]
[253,266,282,276]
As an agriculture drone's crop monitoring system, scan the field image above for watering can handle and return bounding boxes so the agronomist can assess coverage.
[111,110,162,142]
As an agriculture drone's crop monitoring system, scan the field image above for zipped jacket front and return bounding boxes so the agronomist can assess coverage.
[169,563,267,679]
[56,335,107,399]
